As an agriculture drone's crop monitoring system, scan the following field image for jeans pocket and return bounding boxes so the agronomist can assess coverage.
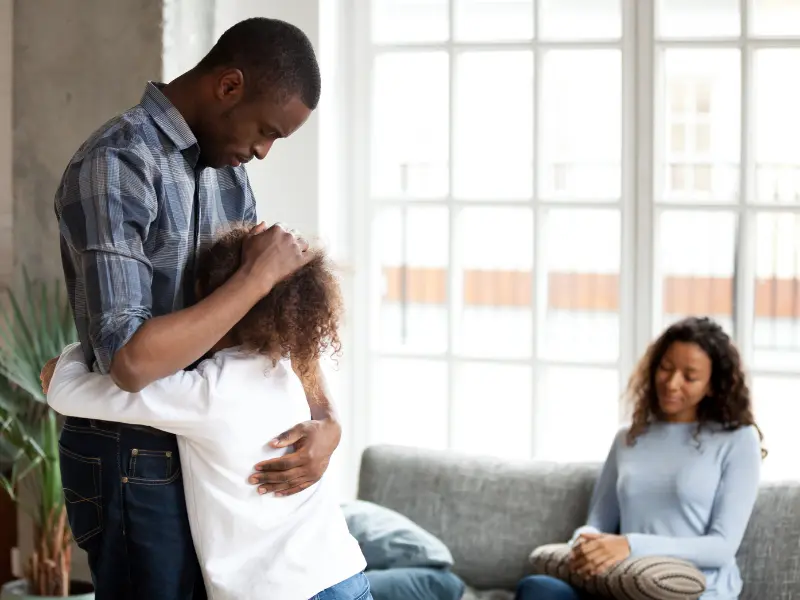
[127,448,180,484]
[58,443,102,545]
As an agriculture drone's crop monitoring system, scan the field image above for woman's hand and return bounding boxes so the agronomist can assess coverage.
[570,532,631,576]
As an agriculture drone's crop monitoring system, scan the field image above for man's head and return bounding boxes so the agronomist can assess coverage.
[190,18,321,168]
[196,226,342,389]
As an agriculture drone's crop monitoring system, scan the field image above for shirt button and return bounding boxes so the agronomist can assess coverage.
[131,449,139,456]
[166,451,172,458]
[121,477,129,484]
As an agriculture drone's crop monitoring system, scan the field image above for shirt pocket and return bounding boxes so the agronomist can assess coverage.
[127,448,181,485]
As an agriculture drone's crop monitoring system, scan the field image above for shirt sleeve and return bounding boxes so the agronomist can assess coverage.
[47,343,219,437]
[626,426,762,568]
[57,146,157,374]
[569,428,624,544]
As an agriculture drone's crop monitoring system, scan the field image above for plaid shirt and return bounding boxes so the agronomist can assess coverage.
[55,83,258,373]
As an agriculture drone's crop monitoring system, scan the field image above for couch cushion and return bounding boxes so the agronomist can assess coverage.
[358,445,598,590]
[342,499,454,570]
[737,482,800,600]
[529,543,706,599]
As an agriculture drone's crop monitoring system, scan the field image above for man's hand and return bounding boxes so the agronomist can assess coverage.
[241,222,311,296]
[570,532,631,577]
[248,417,342,496]
[40,356,60,394]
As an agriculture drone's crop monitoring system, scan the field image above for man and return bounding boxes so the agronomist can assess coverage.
[54,18,339,600]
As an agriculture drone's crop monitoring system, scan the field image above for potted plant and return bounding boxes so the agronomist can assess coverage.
[0,273,93,599]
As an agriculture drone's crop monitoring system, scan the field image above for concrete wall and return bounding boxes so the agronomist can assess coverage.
[12,0,164,285]
[0,0,13,289]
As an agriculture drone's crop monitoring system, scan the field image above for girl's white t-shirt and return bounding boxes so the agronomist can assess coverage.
[48,343,366,600]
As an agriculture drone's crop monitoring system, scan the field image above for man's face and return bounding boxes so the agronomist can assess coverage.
[196,70,312,169]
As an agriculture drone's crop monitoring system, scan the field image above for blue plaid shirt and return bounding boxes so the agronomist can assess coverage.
[55,83,258,373]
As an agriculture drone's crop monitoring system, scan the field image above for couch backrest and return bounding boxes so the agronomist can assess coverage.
[357,445,800,599]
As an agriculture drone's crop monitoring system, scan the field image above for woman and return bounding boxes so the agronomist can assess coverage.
[517,317,765,600]
[44,227,371,600]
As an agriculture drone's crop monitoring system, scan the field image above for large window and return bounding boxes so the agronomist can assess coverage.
[351,0,800,480]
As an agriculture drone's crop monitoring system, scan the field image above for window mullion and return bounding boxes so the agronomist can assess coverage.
[446,0,457,452]
[735,0,756,370]
[530,0,542,458]
[634,0,657,368]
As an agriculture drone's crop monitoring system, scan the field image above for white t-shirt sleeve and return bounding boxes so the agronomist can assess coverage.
[47,342,219,436]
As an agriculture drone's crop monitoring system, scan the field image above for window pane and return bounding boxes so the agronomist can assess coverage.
[452,363,532,459]
[535,367,620,461]
[538,209,621,362]
[753,213,800,372]
[456,207,533,359]
[540,50,621,200]
[374,207,449,353]
[657,0,740,38]
[752,0,800,37]
[454,51,533,200]
[656,211,736,335]
[752,376,800,482]
[540,0,621,40]
[454,0,533,41]
[371,0,448,43]
[754,50,800,206]
[372,359,449,450]
[372,53,449,199]
[660,50,740,203]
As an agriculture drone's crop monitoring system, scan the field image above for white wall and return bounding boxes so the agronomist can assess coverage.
[215,1,322,238]
[213,0,359,499]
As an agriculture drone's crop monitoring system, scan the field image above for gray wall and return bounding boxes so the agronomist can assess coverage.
[11,0,164,284]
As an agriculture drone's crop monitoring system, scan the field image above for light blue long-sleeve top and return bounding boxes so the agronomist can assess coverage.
[572,422,762,600]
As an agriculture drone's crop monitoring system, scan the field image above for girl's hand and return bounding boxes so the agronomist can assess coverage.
[40,356,60,394]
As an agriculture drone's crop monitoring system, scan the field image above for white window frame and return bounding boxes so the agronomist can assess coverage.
[345,0,800,461]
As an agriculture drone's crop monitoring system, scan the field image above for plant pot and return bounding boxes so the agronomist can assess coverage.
[0,580,94,600]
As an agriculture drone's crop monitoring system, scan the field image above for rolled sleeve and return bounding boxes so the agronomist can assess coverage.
[59,147,157,373]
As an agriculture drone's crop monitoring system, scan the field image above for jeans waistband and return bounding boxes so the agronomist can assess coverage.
[64,416,173,437]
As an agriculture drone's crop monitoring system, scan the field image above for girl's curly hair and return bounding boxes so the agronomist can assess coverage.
[195,227,343,396]
[626,316,766,458]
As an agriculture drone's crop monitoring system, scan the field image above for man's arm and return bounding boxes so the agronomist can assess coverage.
[60,146,310,392]
[249,360,342,496]
[46,343,217,437]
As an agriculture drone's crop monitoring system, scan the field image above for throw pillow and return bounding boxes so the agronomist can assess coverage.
[366,567,465,600]
[529,543,706,600]
[342,500,454,570]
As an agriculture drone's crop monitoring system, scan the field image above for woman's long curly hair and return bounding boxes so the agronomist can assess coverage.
[195,227,343,396]
[626,316,766,457]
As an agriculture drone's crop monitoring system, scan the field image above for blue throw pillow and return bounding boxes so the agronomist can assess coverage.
[342,500,454,570]
[366,568,465,600]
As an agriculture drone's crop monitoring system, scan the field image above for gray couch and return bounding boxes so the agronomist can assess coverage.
[357,445,800,600]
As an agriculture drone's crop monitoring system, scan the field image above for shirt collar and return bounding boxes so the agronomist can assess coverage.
[140,82,201,164]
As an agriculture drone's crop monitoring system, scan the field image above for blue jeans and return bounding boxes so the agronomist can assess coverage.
[59,417,204,600]
[516,575,590,600]
[312,572,373,600]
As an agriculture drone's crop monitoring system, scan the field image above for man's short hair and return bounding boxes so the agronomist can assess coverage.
[198,17,321,110]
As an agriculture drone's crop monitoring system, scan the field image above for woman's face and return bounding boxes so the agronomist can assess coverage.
[654,341,713,422]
